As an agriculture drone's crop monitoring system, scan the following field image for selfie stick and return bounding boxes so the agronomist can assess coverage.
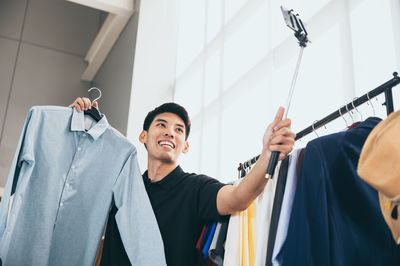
[266,6,310,179]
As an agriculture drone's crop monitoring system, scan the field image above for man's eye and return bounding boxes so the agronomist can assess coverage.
[177,128,183,133]
[157,123,165,127]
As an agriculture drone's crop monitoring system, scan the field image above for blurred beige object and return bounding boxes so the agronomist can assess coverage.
[358,109,400,244]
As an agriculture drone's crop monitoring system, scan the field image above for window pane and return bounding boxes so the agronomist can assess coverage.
[204,49,221,107]
[207,0,222,42]
[180,122,201,173]
[351,0,397,95]
[219,77,270,182]
[223,3,269,91]
[200,112,219,178]
[176,0,205,76]
[175,66,203,117]
[224,0,249,24]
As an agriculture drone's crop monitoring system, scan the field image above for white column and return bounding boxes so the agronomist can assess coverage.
[127,0,179,171]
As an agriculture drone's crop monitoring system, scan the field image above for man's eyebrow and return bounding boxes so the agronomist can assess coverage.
[176,123,184,128]
[155,119,167,123]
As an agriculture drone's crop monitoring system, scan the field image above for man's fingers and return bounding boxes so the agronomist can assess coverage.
[76,97,85,112]
[82,98,88,110]
[70,97,94,112]
[93,101,98,109]
[270,135,295,147]
[264,109,294,161]
[274,118,291,131]
[272,107,285,128]
[271,127,295,139]
[269,144,293,155]
[82,97,92,110]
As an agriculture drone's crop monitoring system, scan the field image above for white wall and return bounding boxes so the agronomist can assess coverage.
[0,0,100,186]
[127,0,180,171]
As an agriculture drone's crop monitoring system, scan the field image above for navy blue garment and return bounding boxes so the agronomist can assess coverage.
[281,117,400,266]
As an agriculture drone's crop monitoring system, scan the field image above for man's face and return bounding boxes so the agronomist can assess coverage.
[139,112,189,164]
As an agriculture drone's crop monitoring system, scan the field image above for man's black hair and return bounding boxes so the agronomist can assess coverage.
[143,102,191,139]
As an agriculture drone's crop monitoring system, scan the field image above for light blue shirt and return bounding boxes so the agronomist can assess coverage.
[272,149,301,266]
[0,106,166,266]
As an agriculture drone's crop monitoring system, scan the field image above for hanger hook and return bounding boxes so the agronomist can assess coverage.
[339,105,349,127]
[345,104,355,124]
[88,87,102,103]
[352,97,363,121]
[312,120,319,137]
[367,92,376,116]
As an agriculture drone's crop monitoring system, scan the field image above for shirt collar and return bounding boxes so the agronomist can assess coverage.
[143,165,185,190]
[70,107,109,140]
[354,117,382,131]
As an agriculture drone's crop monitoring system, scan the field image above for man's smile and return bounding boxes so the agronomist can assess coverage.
[158,140,175,149]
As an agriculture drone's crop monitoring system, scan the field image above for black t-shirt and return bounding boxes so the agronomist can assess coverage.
[100,166,226,266]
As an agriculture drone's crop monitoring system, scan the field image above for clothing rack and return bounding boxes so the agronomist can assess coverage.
[238,72,400,171]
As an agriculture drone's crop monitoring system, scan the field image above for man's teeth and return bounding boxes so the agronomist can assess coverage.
[159,141,174,148]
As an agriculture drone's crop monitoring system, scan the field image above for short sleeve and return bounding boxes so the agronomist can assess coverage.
[196,175,227,223]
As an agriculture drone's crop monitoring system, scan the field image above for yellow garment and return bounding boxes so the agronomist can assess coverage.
[240,199,258,266]
[223,178,258,266]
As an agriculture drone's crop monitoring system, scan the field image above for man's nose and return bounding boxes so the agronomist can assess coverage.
[164,130,174,138]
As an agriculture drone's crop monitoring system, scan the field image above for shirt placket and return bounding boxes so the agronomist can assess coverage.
[53,131,88,230]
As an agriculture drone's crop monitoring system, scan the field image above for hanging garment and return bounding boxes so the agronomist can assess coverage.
[296,148,305,182]
[253,162,280,266]
[209,216,229,265]
[240,195,257,266]
[265,156,289,266]
[202,222,217,258]
[201,225,212,250]
[281,117,400,266]
[223,180,242,266]
[208,222,222,261]
[0,106,166,266]
[271,149,301,266]
[197,226,207,250]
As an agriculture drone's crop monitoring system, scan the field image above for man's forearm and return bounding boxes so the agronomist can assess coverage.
[230,151,271,211]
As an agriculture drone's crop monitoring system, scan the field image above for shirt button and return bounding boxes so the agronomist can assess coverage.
[82,133,87,137]
[60,202,64,207]
[65,183,70,188]
[77,147,81,151]
[71,165,76,169]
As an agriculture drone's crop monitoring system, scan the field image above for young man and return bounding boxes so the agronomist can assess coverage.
[69,98,295,265]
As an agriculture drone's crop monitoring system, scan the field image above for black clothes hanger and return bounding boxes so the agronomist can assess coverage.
[84,87,102,122]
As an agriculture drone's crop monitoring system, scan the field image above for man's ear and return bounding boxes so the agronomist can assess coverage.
[182,141,189,154]
[139,130,147,144]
